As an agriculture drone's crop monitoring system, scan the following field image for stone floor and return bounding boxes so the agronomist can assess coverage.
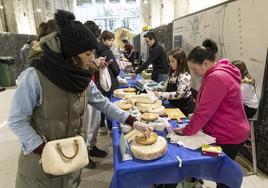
[1,88,268,188]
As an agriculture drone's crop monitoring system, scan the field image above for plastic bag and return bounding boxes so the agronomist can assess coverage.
[99,67,111,92]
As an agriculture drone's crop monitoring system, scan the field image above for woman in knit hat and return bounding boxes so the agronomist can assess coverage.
[8,10,151,188]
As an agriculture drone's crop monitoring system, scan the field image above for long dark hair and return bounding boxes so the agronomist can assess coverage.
[231,60,250,78]
[187,39,218,64]
[231,60,256,87]
[169,48,189,76]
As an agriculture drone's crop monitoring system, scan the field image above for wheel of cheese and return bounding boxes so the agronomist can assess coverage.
[123,87,136,92]
[113,88,136,98]
[119,103,133,110]
[130,136,168,160]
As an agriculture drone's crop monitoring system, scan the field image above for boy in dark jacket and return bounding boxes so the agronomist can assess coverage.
[96,31,120,133]
[96,31,120,95]
[96,31,120,135]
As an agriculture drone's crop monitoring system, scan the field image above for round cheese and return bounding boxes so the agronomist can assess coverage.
[123,87,136,92]
[130,136,168,160]
[113,88,136,98]
[119,103,133,110]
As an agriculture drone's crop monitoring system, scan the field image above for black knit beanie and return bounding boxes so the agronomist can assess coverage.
[55,10,97,58]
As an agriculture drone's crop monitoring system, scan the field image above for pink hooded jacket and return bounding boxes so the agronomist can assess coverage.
[183,59,250,144]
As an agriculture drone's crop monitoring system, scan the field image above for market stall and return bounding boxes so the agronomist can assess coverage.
[110,73,243,188]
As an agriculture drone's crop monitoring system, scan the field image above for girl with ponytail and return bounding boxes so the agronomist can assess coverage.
[231,60,259,118]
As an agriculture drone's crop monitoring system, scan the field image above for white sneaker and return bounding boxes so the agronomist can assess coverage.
[99,126,108,135]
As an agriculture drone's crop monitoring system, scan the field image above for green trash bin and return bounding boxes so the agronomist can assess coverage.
[0,56,16,87]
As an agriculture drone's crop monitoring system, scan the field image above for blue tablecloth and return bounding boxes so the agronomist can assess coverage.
[110,74,243,188]
[110,120,243,188]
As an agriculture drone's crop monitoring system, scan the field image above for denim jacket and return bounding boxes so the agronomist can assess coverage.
[8,67,128,155]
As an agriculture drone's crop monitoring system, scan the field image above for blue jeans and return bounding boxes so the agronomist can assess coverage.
[157,74,168,83]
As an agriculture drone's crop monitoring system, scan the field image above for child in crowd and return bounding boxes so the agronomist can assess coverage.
[153,48,195,116]
[122,39,134,63]
[231,60,259,118]
[96,31,120,135]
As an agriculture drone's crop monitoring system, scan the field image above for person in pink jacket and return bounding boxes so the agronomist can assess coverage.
[175,39,250,188]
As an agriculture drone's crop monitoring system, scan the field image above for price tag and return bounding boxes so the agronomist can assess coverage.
[119,133,133,161]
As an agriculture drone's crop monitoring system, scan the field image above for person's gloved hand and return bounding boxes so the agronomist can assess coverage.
[133,121,154,138]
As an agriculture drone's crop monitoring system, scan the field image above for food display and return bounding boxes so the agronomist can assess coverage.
[123,87,136,93]
[135,132,158,145]
[119,103,133,111]
[113,88,136,98]
[141,112,159,121]
[134,94,158,104]
[125,129,144,143]
[164,108,186,120]
[113,99,133,111]
[130,134,168,160]
[137,100,165,114]
[130,110,141,120]
[154,119,165,131]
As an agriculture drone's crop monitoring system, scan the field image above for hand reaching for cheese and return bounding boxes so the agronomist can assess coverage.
[133,121,154,138]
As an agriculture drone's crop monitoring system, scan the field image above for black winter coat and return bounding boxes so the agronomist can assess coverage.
[95,44,120,96]
[135,41,169,82]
